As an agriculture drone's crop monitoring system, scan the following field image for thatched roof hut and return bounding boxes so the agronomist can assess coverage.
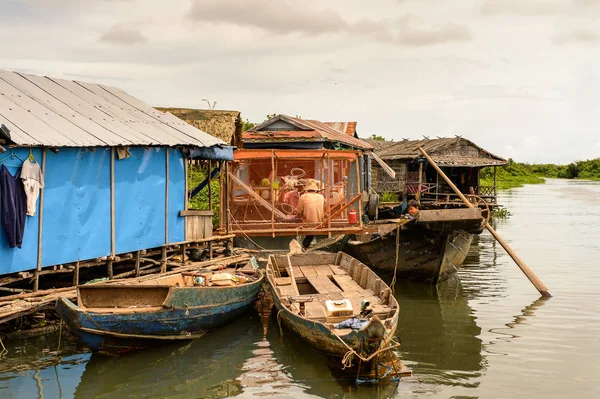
[155,108,241,146]
[368,137,507,167]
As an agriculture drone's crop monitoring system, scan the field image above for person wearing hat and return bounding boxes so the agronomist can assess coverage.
[296,180,325,248]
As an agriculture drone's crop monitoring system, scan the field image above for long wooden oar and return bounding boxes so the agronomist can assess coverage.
[418,147,552,297]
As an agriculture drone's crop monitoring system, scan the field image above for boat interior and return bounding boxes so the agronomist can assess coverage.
[77,267,252,311]
[268,252,397,325]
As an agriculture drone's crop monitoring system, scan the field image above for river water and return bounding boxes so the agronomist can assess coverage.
[1,178,599,398]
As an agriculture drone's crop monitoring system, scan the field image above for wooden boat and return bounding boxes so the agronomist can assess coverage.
[266,250,400,375]
[56,261,264,355]
[345,208,484,284]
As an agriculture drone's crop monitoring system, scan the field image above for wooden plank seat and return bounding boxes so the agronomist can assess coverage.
[304,301,326,319]
[287,266,304,278]
[277,285,297,297]
[305,275,342,294]
[331,275,363,292]
[274,277,291,286]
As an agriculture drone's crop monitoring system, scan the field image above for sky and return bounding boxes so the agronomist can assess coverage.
[1,0,599,163]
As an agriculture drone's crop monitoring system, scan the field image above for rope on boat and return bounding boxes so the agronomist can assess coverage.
[330,328,402,369]
[0,336,7,358]
[390,224,400,294]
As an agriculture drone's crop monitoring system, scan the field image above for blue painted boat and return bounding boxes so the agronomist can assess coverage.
[266,249,403,377]
[56,264,263,355]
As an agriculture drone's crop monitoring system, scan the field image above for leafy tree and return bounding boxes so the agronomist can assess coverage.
[241,119,255,132]
[369,134,387,141]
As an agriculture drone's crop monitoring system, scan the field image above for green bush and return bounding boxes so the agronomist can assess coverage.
[188,164,220,226]
[381,192,399,202]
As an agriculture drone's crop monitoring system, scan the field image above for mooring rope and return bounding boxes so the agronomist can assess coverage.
[390,224,400,294]
[0,337,7,358]
[227,209,268,251]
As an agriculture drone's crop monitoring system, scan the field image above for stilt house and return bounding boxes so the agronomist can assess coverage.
[226,115,373,237]
[0,70,233,290]
[367,137,507,205]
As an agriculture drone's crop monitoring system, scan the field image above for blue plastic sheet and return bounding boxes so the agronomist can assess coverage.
[168,148,185,243]
[115,147,166,254]
[186,146,234,161]
[42,148,111,267]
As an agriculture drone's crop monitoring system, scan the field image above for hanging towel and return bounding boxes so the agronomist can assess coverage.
[20,159,44,217]
[0,165,27,248]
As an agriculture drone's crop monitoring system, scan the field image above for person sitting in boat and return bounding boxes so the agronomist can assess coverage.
[405,199,419,220]
[296,181,325,248]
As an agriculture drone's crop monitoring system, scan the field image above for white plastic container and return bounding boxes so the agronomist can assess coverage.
[211,273,235,286]
[324,299,353,318]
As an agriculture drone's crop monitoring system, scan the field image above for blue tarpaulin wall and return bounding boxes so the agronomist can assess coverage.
[43,148,111,267]
[0,146,187,275]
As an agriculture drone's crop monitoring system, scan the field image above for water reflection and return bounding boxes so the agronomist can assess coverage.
[265,309,401,399]
[74,309,263,399]
[487,297,550,345]
[394,278,484,388]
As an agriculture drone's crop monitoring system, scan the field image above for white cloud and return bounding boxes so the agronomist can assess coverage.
[0,0,598,163]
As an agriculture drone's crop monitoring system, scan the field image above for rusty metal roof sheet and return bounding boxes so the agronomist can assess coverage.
[0,69,225,148]
[375,137,507,166]
[245,115,372,150]
[323,121,357,136]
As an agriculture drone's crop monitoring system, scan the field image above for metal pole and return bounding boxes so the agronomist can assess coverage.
[34,148,47,291]
[109,148,115,279]
[416,161,423,203]
[165,149,169,245]
[418,147,552,297]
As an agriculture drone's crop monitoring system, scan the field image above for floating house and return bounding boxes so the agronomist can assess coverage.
[0,70,233,291]
[226,115,374,237]
[366,137,507,205]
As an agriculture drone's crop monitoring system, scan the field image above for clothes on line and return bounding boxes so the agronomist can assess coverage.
[0,165,27,248]
[20,159,44,216]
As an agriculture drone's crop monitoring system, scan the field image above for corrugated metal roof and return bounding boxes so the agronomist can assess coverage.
[375,137,508,166]
[323,121,357,136]
[0,69,225,148]
[245,115,373,150]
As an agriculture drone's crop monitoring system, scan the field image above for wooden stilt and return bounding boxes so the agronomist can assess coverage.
[73,261,80,286]
[180,243,187,265]
[135,251,141,277]
[107,260,113,280]
[160,247,167,273]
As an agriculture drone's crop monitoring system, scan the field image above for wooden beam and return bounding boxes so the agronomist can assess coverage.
[418,146,552,298]
[228,171,293,220]
[317,194,361,229]
[135,251,141,277]
[110,148,115,258]
[416,161,423,202]
[208,160,213,216]
[34,148,47,292]
[73,261,80,286]
[270,151,275,237]
[165,148,169,244]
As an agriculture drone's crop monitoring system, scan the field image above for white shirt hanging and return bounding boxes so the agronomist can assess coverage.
[20,159,44,216]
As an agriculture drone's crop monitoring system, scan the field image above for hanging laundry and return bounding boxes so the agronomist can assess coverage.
[20,159,44,216]
[0,165,27,248]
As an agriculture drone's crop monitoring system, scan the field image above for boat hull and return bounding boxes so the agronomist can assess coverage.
[346,225,473,284]
[267,283,398,359]
[57,274,264,354]
[265,251,400,376]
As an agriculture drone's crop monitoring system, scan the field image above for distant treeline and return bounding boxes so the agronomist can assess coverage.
[480,158,600,189]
